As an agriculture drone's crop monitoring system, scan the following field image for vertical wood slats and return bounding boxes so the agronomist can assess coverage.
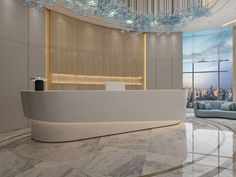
[48,12,145,90]
[45,10,51,90]
[122,0,212,14]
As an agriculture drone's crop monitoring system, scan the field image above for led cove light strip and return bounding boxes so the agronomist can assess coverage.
[52,73,143,86]
[222,19,236,27]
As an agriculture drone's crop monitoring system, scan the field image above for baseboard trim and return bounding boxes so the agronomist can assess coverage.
[0,128,31,148]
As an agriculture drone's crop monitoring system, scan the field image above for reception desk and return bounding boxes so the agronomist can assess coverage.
[21,90,186,142]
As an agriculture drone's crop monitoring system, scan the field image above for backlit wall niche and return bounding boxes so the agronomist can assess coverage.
[48,11,145,90]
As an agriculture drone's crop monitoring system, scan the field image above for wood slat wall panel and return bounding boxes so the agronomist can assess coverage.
[49,12,144,90]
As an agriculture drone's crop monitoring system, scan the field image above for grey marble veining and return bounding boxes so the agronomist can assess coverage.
[142,153,191,176]
[83,146,145,177]
[0,149,36,177]
[1,114,236,177]
[148,124,187,157]
[104,130,151,153]
[0,128,30,148]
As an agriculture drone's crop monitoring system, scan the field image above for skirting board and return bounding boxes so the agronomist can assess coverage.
[31,120,181,142]
[0,128,31,148]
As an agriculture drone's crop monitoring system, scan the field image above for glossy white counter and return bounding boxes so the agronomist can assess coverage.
[21,90,186,142]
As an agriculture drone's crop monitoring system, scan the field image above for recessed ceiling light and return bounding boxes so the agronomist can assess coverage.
[222,19,236,27]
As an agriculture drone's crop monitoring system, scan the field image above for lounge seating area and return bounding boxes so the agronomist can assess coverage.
[194,101,236,119]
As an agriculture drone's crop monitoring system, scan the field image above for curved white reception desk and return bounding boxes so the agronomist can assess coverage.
[21,90,186,142]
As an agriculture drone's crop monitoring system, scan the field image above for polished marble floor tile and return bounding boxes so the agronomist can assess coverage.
[103,130,151,153]
[0,128,30,149]
[1,113,236,177]
[84,146,145,177]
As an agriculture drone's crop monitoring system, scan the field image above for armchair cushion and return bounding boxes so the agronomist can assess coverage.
[221,102,235,111]
[197,102,206,110]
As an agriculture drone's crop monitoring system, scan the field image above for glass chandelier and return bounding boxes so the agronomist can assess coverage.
[22,0,212,34]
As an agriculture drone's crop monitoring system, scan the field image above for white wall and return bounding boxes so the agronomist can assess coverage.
[0,0,45,133]
[146,32,183,90]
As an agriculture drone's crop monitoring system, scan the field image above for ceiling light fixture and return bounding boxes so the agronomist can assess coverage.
[222,19,236,27]
[22,0,213,35]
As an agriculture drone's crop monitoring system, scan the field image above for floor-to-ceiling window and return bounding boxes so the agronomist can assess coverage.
[183,28,233,108]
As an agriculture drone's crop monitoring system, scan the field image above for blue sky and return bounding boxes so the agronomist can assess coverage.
[183,28,233,89]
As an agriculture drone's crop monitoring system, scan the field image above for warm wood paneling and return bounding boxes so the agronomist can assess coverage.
[45,10,51,90]
[48,11,145,90]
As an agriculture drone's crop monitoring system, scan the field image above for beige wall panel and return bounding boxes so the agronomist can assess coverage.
[0,0,45,133]
[0,0,29,133]
[170,32,183,61]
[156,35,172,61]
[0,39,28,133]
[233,26,236,101]
[49,12,144,90]
[29,7,45,47]
[146,34,156,61]
[147,60,156,89]
[0,0,28,43]
[172,60,183,89]
[156,61,172,89]
[29,46,45,90]
[28,7,45,90]
[146,33,183,90]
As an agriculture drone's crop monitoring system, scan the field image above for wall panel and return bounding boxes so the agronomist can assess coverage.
[233,26,236,101]
[49,12,145,90]
[146,32,183,90]
[0,39,28,132]
[0,0,45,133]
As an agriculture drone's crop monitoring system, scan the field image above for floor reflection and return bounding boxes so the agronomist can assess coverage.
[181,118,235,177]
[0,114,236,177]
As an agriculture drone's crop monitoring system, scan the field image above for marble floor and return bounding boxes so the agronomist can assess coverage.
[1,111,236,177]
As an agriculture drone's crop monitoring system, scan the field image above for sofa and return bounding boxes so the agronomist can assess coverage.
[193,101,236,119]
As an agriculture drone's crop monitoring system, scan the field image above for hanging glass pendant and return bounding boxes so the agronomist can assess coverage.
[21,0,212,34]
[35,0,44,11]
[22,0,33,6]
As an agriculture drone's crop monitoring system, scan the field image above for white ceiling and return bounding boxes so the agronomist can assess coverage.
[181,0,236,32]
[45,0,236,33]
